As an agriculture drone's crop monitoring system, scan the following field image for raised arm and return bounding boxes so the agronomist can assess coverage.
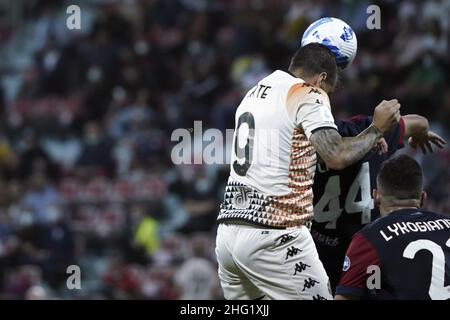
[310,126,382,170]
[310,99,401,170]
[403,114,429,138]
[403,114,446,153]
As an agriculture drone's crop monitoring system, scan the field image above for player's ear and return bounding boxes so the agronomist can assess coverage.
[373,189,380,207]
[420,191,427,208]
[318,72,328,88]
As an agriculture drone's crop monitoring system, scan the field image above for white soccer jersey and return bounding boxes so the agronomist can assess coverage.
[218,70,337,228]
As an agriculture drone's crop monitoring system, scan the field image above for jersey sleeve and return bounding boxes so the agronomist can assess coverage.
[337,115,373,137]
[294,87,337,138]
[384,117,405,156]
[335,232,381,298]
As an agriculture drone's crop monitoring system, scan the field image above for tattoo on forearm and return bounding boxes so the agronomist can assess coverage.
[310,129,342,165]
[310,125,383,169]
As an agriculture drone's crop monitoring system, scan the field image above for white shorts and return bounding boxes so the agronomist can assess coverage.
[215,222,332,300]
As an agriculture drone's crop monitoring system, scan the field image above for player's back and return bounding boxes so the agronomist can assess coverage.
[218,70,336,229]
[229,70,307,195]
[360,209,450,299]
[312,115,405,245]
[310,115,405,292]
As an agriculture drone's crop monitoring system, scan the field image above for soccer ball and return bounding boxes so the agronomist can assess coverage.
[301,17,358,70]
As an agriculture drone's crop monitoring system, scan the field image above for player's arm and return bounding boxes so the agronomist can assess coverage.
[403,114,446,153]
[310,126,383,170]
[309,100,401,170]
[375,114,445,154]
[342,113,445,155]
[403,114,429,138]
[334,233,381,300]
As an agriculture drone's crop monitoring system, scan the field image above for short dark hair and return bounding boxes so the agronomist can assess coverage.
[377,154,423,200]
[288,43,338,87]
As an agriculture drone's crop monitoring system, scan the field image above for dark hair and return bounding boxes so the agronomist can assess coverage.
[288,43,338,87]
[377,154,423,200]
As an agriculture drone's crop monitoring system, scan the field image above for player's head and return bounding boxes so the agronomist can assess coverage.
[374,154,427,215]
[288,43,338,94]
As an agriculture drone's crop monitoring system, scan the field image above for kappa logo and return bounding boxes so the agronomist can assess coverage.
[343,255,351,271]
[278,234,294,245]
[285,246,302,260]
[294,262,311,275]
[308,88,322,95]
[302,278,319,291]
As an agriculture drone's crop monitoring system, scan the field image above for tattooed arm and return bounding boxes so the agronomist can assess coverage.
[310,125,383,170]
[309,99,401,170]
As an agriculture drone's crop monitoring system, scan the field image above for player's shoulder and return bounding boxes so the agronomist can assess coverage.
[361,208,449,233]
[407,209,450,225]
[389,208,448,222]
[357,210,400,236]
[284,79,330,123]
[287,82,329,103]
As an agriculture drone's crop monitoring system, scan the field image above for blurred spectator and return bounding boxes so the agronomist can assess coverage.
[17,130,58,181]
[108,88,153,140]
[101,257,142,299]
[171,166,218,234]
[37,206,75,289]
[21,172,60,225]
[0,134,17,179]
[76,121,115,177]
[174,235,220,300]
[131,205,160,261]
[25,285,49,300]
[13,205,74,290]
[2,265,44,299]
[42,131,82,172]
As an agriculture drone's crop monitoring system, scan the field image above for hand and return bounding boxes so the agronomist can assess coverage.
[372,99,401,133]
[408,131,446,154]
[374,137,388,155]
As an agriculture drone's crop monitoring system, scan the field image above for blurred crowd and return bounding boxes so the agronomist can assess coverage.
[0,0,449,299]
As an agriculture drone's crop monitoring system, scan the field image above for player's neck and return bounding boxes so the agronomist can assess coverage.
[381,205,420,216]
[288,68,315,84]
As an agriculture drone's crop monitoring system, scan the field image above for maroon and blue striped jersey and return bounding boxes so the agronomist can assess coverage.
[337,208,450,300]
